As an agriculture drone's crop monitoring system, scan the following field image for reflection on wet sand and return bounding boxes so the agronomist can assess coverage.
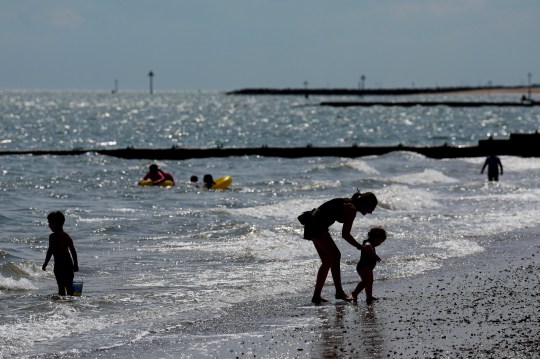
[314,303,385,359]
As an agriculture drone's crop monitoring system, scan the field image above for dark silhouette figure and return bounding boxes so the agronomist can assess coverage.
[141,164,175,185]
[352,227,387,304]
[42,211,79,296]
[481,155,503,181]
[203,174,215,189]
[298,191,378,304]
[190,175,200,187]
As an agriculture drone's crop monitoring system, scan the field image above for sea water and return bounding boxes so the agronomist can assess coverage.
[1,90,539,358]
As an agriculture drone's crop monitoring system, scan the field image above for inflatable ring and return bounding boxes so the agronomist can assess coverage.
[211,176,232,189]
[138,179,175,187]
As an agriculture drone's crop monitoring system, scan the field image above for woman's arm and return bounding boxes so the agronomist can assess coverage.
[341,204,363,249]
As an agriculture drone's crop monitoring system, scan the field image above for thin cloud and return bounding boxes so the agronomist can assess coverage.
[50,8,83,27]
[391,0,487,18]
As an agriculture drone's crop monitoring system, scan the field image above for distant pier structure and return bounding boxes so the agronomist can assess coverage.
[111,79,118,94]
[359,75,366,90]
[227,85,539,99]
[528,72,532,100]
[148,71,154,94]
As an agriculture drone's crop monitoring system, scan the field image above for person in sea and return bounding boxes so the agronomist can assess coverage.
[202,174,215,189]
[351,226,387,304]
[141,164,175,186]
[299,190,378,304]
[190,175,201,187]
[481,154,503,181]
[42,211,79,296]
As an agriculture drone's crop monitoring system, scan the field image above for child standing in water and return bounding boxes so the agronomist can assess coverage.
[42,211,79,296]
[352,226,387,304]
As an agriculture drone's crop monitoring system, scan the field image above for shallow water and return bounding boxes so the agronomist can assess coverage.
[1,91,539,358]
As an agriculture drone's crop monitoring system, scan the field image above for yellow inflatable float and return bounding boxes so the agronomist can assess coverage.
[138,179,175,187]
[211,176,233,189]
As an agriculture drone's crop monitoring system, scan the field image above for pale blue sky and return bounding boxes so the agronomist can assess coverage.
[1,0,538,91]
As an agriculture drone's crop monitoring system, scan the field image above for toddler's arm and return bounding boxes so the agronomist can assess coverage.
[363,243,381,262]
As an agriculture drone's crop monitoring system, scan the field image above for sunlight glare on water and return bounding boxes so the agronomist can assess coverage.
[1,91,539,357]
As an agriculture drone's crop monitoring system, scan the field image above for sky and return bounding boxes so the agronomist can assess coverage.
[1,0,539,91]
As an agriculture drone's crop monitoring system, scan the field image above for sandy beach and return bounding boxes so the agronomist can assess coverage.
[166,226,540,359]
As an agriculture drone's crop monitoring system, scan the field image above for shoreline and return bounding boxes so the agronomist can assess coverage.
[152,226,540,358]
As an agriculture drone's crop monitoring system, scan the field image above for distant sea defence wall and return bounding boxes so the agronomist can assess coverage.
[319,100,538,107]
[228,86,539,107]
[226,85,537,97]
[1,132,538,159]
[227,87,468,96]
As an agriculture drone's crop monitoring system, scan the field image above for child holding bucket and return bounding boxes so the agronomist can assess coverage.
[351,226,387,304]
[42,211,79,296]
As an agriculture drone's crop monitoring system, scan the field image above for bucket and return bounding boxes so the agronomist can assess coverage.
[72,280,84,297]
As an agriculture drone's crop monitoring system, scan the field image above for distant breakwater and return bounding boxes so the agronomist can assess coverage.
[319,100,538,107]
[226,85,536,97]
[1,133,538,160]
[228,86,538,107]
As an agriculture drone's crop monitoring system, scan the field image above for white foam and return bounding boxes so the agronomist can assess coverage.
[227,197,322,220]
[462,156,540,172]
[344,158,380,174]
[380,238,485,280]
[390,168,459,185]
[431,239,485,258]
[77,216,119,223]
[378,185,441,211]
[17,261,48,279]
[382,253,442,279]
[298,179,342,190]
[111,208,139,213]
[0,275,37,291]
[502,156,540,171]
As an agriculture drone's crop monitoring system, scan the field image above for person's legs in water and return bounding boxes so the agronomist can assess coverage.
[312,232,352,303]
[356,267,378,304]
[55,272,67,296]
[352,265,366,300]
[65,271,74,296]
[54,268,74,296]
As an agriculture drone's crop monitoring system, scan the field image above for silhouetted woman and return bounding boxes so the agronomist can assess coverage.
[301,191,378,304]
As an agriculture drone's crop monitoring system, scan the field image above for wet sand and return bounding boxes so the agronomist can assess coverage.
[174,226,539,358]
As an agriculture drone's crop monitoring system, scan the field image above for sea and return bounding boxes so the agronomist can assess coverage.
[1,90,539,358]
